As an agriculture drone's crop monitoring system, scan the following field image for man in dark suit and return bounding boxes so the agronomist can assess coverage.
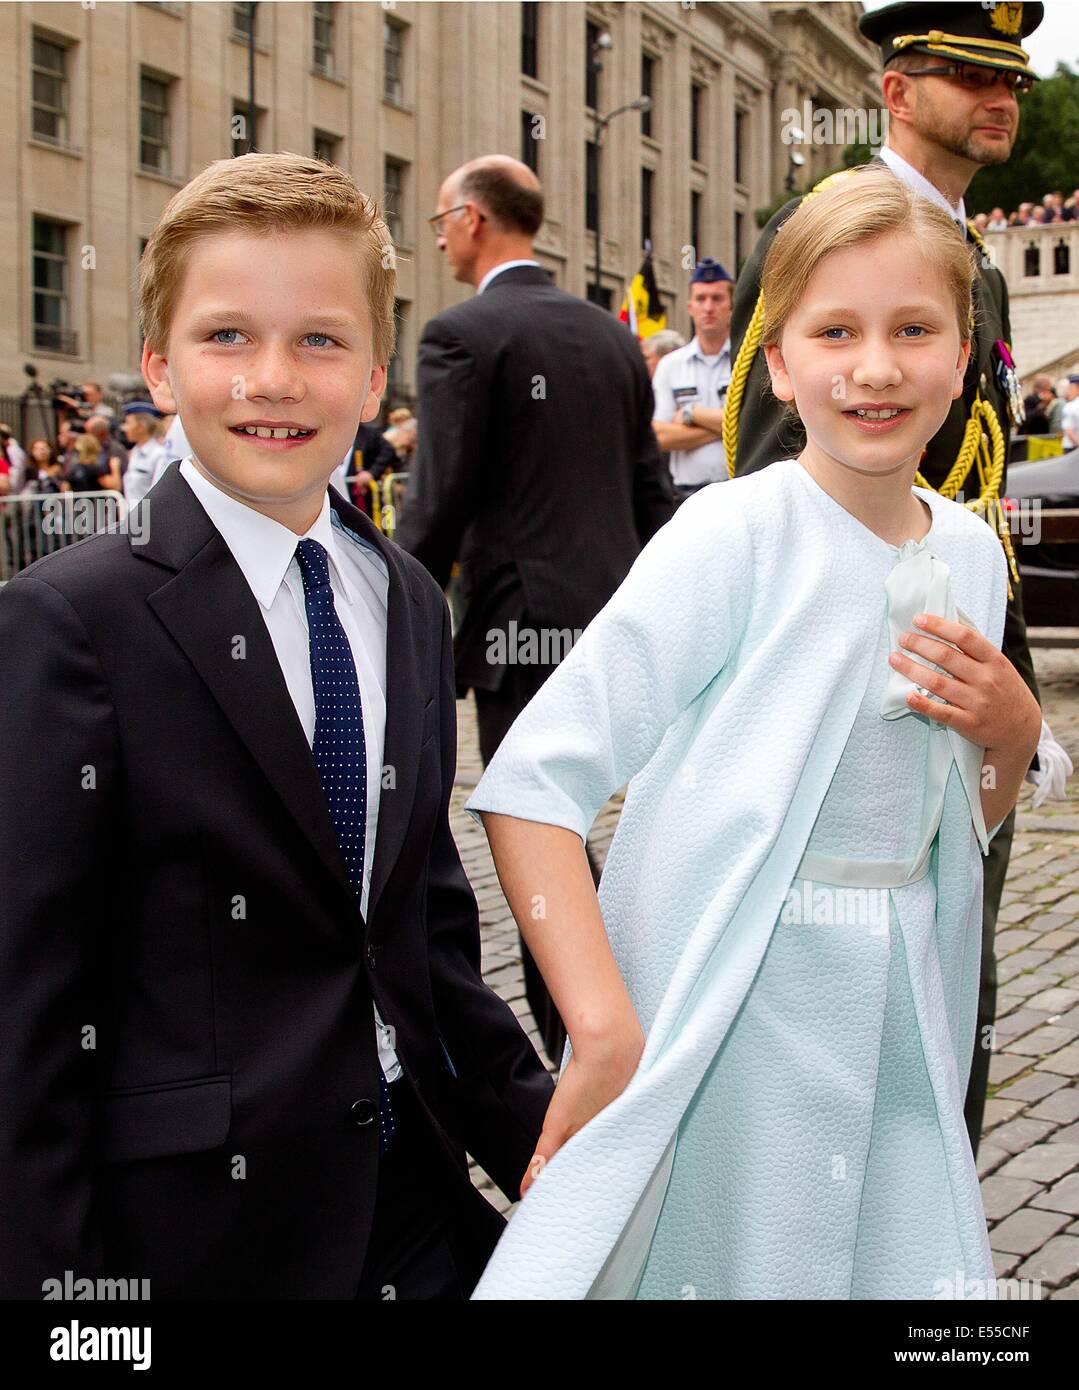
[0,151,552,1300]
[396,155,675,1068]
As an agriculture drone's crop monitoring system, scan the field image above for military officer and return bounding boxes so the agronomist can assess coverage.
[727,1,1063,1155]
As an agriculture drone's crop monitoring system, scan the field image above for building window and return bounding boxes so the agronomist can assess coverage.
[735,211,745,273]
[585,139,598,232]
[384,20,405,105]
[586,284,612,310]
[521,110,540,175]
[521,2,539,79]
[384,158,406,245]
[314,129,339,165]
[735,109,746,186]
[231,2,256,42]
[641,54,654,138]
[691,190,701,258]
[139,72,171,174]
[231,100,262,156]
[313,1,336,77]
[641,167,653,248]
[32,34,68,144]
[690,83,703,162]
[33,217,76,354]
[585,21,600,111]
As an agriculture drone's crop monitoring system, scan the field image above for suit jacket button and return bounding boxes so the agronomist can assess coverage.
[366,944,377,969]
[351,1098,376,1126]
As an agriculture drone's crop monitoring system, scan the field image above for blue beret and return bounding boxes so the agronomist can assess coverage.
[122,400,164,418]
[691,258,733,284]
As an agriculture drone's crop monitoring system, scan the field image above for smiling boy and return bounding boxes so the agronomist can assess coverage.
[0,152,552,1299]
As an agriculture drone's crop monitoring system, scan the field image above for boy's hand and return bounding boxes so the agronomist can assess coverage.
[519,1028,644,1199]
[888,612,1041,753]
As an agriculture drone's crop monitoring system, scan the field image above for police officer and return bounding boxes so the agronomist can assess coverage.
[727,1,1063,1155]
[120,400,169,505]
[651,259,733,502]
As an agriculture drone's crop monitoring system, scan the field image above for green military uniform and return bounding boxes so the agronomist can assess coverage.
[726,0,1045,1155]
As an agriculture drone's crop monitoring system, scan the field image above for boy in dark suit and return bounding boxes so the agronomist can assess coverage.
[0,152,552,1299]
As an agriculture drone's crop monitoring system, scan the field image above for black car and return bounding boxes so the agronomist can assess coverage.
[1002,447,1079,629]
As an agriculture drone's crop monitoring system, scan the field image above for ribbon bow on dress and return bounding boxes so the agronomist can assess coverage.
[879,537,990,859]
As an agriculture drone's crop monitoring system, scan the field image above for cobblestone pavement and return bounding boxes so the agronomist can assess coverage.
[451,649,1079,1299]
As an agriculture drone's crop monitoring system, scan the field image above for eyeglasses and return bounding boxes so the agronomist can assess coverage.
[902,61,1034,96]
[427,203,485,235]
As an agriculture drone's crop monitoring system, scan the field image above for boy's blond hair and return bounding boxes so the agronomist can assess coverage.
[760,165,976,351]
[138,151,397,365]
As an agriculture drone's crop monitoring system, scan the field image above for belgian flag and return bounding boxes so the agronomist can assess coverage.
[619,251,666,339]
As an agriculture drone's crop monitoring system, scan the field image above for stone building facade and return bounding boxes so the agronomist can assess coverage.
[5,1,882,402]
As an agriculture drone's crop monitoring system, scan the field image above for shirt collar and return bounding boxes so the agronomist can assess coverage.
[879,145,967,229]
[178,457,356,610]
[477,259,541,294]
[688,335,731,363]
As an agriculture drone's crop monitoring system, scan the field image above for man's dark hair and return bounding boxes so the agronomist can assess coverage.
[458,166,544,236]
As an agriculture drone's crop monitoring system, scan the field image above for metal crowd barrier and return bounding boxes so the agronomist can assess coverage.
[0,490,127,584]
[364,470,409,540]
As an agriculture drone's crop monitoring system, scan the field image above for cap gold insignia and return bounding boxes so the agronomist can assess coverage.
[987,2,1024,37]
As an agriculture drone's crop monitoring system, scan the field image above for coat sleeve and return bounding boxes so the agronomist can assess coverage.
[394,317,489,590]
[423,593,554,1200]
[630,350,676,543]
[0,575,118,1295]
[464,488,751,840]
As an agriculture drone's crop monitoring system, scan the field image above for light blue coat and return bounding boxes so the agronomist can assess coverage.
[465,459,1009,1300]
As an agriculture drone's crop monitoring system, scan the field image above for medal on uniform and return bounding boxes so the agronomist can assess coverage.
[993,339,1025,427]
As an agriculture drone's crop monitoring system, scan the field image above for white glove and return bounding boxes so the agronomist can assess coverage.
[1025,719,1073,809]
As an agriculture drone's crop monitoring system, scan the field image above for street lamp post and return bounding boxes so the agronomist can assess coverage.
[592,96,652,307]
[586,28,652,309]
[785,125,806,193]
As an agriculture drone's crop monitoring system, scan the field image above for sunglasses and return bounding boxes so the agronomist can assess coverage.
[901,61,1034,95]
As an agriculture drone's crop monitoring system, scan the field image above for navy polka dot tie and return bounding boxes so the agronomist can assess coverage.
[295,538,395,1156]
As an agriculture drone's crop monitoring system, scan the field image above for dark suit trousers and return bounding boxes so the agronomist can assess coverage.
[963,806,1015,1159]
[474,657,602,1071]
[354,1078,500,1300]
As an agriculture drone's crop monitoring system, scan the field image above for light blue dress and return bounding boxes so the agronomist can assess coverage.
[637,544,982,1299]
[465,460,1008,1301]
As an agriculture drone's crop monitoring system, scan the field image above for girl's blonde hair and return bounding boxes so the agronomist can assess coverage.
[74,433,102,463]
[760,165,977,351]
[138,151,397,364]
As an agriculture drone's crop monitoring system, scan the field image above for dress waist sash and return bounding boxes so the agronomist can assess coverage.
[793,848,932,889]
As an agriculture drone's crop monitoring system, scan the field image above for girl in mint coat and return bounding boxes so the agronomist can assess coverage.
[465,169,1041,1300]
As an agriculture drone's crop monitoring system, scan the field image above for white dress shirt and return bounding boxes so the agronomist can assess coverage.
[161,415,191,465]
[651,335,733,487]
[476,258,541,294]
[123,438,170,505]
[879,145,967,229]
[178,458,402,1080]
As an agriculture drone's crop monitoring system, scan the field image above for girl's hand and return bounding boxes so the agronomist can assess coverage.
[519,1027,645,1199]
[888,612,1041,753]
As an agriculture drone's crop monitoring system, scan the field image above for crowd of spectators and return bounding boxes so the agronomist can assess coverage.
[972,188,1079,232]
[0,382,418,513]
